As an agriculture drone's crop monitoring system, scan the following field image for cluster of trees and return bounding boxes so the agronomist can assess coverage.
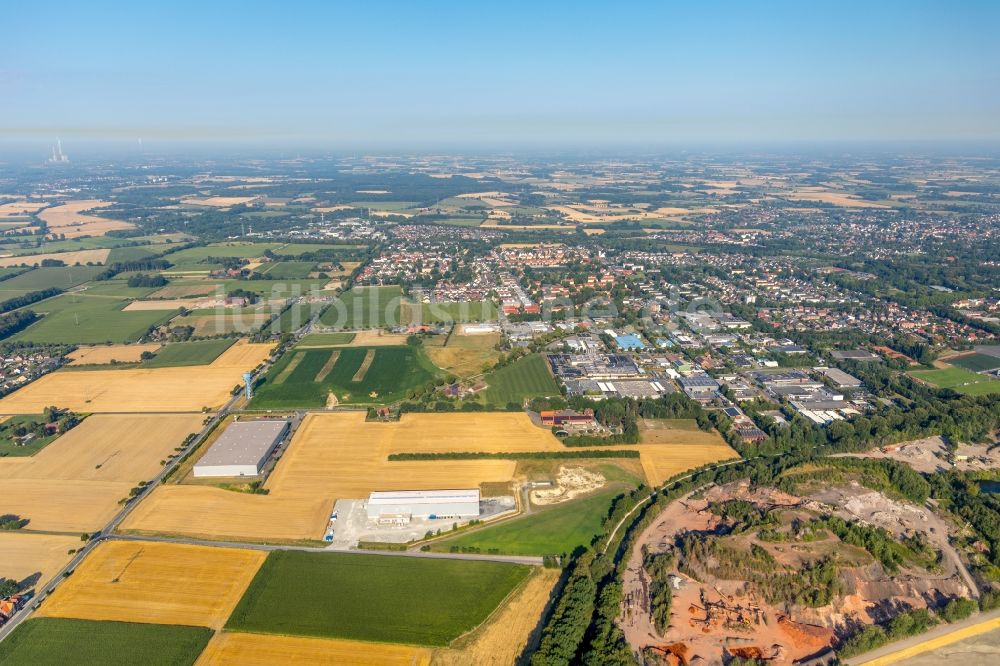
[94,259,171,281]
[126,273,167,288]
[643,552,674,634]
[387,450,639,461]
[0,287,61,314]
[0,310,39,341]
[225,288,259,304]
[0,514,28,530]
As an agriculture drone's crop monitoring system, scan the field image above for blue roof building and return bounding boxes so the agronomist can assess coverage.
[615,334,646,351]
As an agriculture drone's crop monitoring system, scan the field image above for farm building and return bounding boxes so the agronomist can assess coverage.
[540,408,595,427]
[193,418,289,478]
[366,489,480,524]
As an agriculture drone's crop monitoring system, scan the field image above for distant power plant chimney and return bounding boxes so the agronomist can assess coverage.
[47,138,69,164]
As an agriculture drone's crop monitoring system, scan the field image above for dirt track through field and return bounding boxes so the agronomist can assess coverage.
[273,352,304,384]
[352,348,376,381]
[314,350,340,382]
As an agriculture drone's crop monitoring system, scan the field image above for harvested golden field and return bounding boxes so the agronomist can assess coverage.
[347,330,409,346]
[0,248,110,267]
[37,540,266,629]
[0,367,239,413]
[196,632,432,666]
[119,485,331,541]
[434,568,558,665]
[67,343,161,365]
[37,200,135,238]
[0,414,203,482]
[0,342,270,413]
[0,200,48,215]
[425,331,500,377]
[0,532,79,588]
[0,479,132,532]
[210,339,273,368]
[781,188,890,208]
[0,415,201,533]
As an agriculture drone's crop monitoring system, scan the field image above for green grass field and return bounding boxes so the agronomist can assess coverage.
[402,300,497,325]
[909,366,1000,395]
[265,302,327,334]
[10,294,173,344]
[225,551,530,646]
[0,618,212,666]
[141,339,236,367]
[0,266,106,300]
[949,353,1000,372]
[250,345,436,407]
[296,332,356,346]
[273,243,366,256]
[432,489,620,556]
[257,261,316,279]
[162,242,282,264]
[483,353,560,406]
[319,285,402,329]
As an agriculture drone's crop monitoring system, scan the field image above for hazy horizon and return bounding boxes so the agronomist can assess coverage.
[3,1,999,145]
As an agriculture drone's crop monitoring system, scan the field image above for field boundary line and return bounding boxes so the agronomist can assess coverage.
[352,349,376,382]
[273,352,304,384]
[314,351,340,382]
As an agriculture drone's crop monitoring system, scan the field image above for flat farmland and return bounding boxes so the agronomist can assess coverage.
[0,618,212,666]
[140,339,235,367]
[0,414,204,482]
[0,342,271,413]
[425,329,500,377]
[225,550,531,646]
[401,300,497,325]
[0,265,106,299]
[10,293,173,344]
[147,283,217,298]
[0,479,132,532]
[162,242,281,263]
[0,415,203,533]
[250,345,435,407]
[67,343,161,365]
[434,568,559,665]
[119,485,332,542]
[257,260,315,279]
[37,541,266,629]
[483,353,560,405]
[0,248,110,267]
[171,312,272,336]
[37,200,135,238]
[0,532,81,588]
[296,331,355,346]
[195,632,431,666]
[319,285,402,328]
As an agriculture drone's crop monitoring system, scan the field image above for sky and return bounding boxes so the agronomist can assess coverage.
[2,1,999,147]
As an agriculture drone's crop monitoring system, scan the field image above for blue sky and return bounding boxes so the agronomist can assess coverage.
[2,1,998,145]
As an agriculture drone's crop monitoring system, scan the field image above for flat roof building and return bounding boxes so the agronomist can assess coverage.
[193,419,289,478]
[366,489,480,523]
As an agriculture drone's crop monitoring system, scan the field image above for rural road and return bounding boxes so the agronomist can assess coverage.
[109,533,544,566]
[847,607,1000,665]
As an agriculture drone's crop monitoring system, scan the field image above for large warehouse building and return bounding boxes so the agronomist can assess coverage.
[193,418,290,478]
[366,489,480,525]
